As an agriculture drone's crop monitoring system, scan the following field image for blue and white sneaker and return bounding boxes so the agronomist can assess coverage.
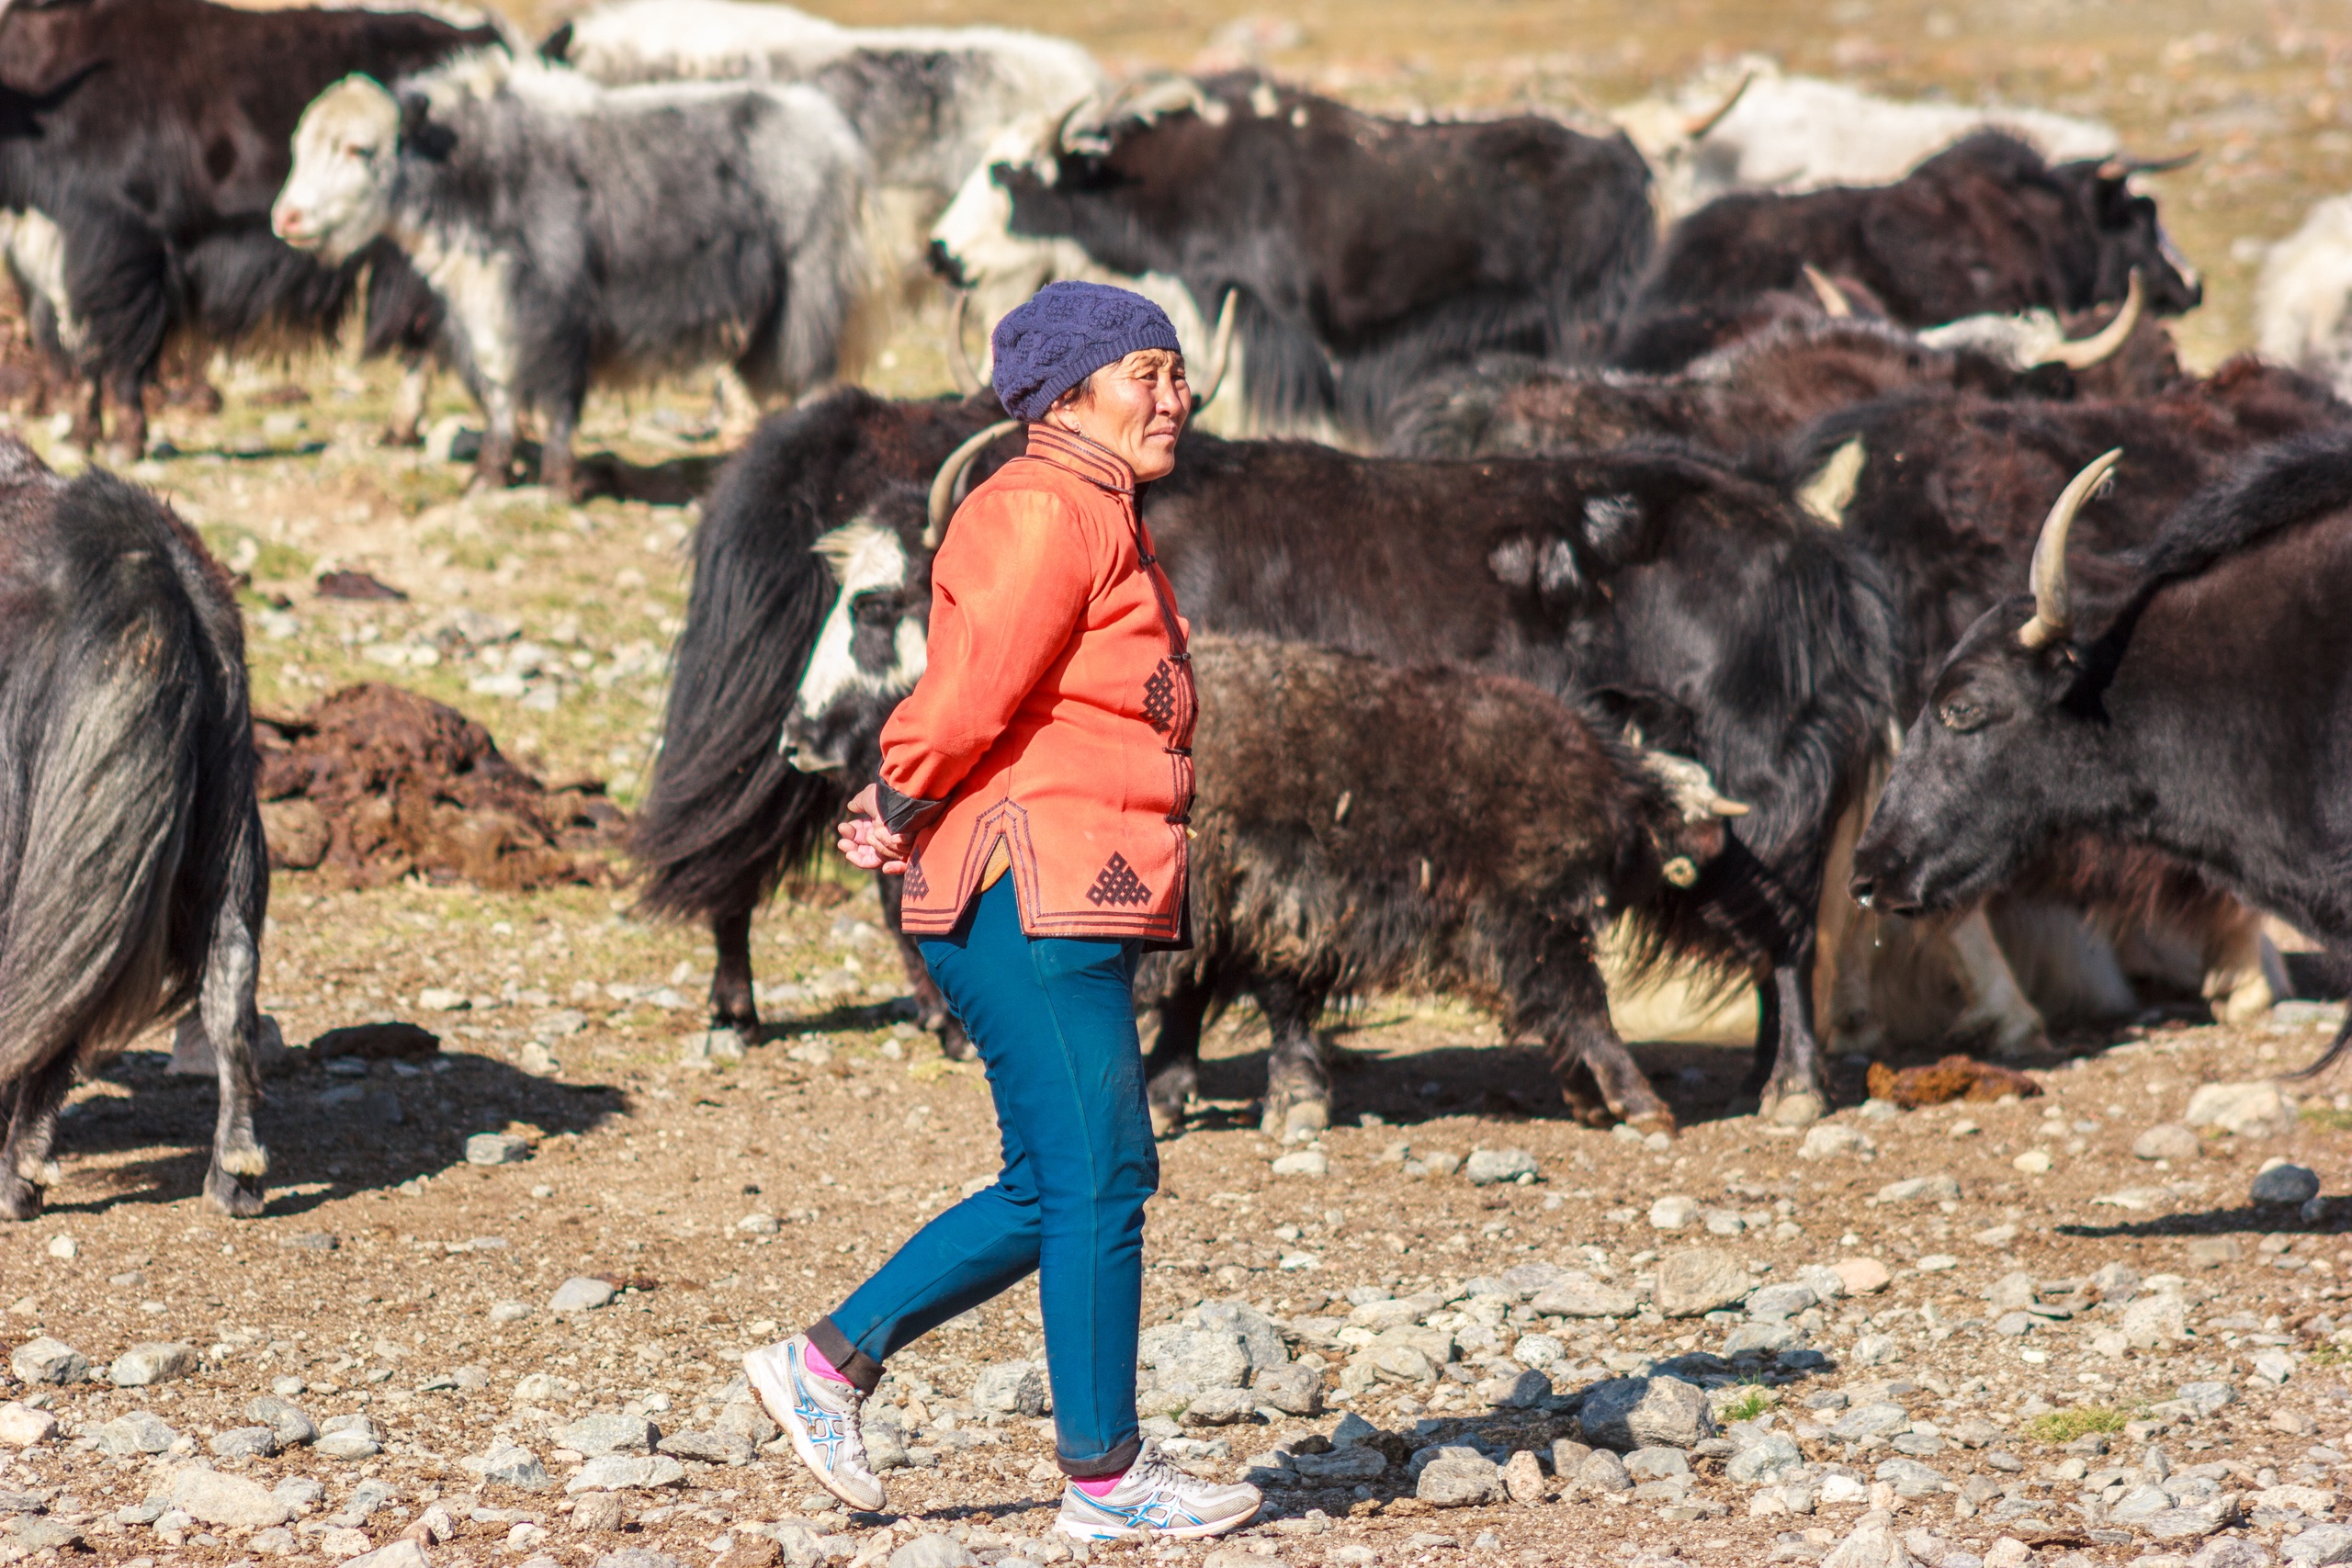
[1055,1439,1262,1541]
[744,1335,886,1512]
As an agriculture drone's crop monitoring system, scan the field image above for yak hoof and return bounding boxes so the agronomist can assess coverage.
[936,1018,977,1063]
[1262,1096,1329,1140]
[1762,1087,1829,1127]
[1149,1099,1186,1139]
[0,1176,42,1222]
[204,1166,267,1219]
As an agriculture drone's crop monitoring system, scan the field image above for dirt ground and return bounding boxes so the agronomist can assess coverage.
[8,2,2352,1566]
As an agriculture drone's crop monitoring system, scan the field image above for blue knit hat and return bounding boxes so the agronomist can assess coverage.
[990,281,1183,422]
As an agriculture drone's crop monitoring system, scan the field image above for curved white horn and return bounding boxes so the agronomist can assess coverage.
[1191,288,1239,413]
[1802,264,1854,320]
[1060,74,1214,153]
[923,420,1023,548]
[945,291,981,397]
[1681,70,1754,140]
[2018,447,2123,648]
[2041,270,2143,370]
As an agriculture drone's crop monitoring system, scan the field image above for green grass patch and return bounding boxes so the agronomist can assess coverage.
[2310,1343,2351,1367]
[1719,1386,1773,1424]
[2025,1406,2128,1444]
[2302,1106,2352,1133]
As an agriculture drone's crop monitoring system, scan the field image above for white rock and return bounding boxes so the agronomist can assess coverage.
[8,1337,86,1384]
[1874,1174,1961,1203]
[167,1466,293,1529]
[342,1542,432,1568]
[734,1213,781,1235]
[1464,1148,1539,1186]
[564,1453,687,1492]
[1799,1124,1871,1160]
[110,1342,195,1387]
[1649,1196,1701,1230]
[489,1301,533,1325]
[465,1133,530,1165]
[0,1403,59,1447]
[2134,1123,2200,1160]
[1271,1150,1328,1178]
[549,1277,616,1313]
[2011,1150,2053,1174]
[2183,1080,2293,1136]
[1820,1512,1918,1568]
[43,1235,72,1260]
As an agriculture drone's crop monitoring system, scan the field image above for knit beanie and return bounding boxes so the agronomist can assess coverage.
[990,281,1183,422]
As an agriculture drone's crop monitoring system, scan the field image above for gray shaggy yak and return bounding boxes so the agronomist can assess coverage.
[1140,636,1767,1137]
[0,437,268,1220]
[272,52,873,495]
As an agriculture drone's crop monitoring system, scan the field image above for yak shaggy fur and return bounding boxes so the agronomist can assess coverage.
[1139,636,1762,1137]
[1614,132,2199,369]
[0,435,268,1220]
[1854,433,2352,1077]
[933,71,1655,446]
[0,0,493,457]
[277,52,873,493]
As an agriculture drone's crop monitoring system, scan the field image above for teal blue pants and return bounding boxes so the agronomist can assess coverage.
[808,877,1157,1477]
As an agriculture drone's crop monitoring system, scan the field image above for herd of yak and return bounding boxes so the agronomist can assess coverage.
[6,0,2352,1223]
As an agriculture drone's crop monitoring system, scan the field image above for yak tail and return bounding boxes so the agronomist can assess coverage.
[628,400,858,926]
[0,502,207,1084]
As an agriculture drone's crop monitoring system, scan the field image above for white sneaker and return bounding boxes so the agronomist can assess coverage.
[744,1335,886,1513]
[1054,1439,1262,1540]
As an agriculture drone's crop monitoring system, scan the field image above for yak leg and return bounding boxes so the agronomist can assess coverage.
[106,367,148,465]
[66,376,103,450]
[1253,974,1332,1139]
[709,908,759,1032]
[1755,941,1831,1127]
[1547,946,1674,1135]
[0,1051,79,1222]
[877,871,970,1060]
[199,899,267,1217]
[1142,975,1215,1138]
[383,358,433,447]
[470,384,517,491]
[2202,901,2290,1025]
[540,395,580,500]
[1945,907,2048,1056]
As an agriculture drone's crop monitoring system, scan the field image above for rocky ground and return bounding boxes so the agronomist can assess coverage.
[7,970,2352,1568]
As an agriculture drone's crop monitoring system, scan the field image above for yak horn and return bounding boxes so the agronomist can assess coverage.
[2018,446,2123,648]
[1802,264,1854,320]
[945,291,982,397]
[2098,151,2197,181]
[923,419,1023,548]
[2041,270,2143,370]
[1192,288,1238,412]
[1682,69,1753,140]
[1060,74,1214,153]
[1641,748,1753,823]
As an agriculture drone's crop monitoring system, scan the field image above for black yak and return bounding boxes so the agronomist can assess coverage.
[1137,636,1765,1136]
[1851,436,2352,1076]
[1612,133,2199,372]
[0,436,268,1219]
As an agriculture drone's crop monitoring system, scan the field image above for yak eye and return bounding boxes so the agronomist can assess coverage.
[852,593,898,626]
[347,143,375,163]
[1937,697,1992,733]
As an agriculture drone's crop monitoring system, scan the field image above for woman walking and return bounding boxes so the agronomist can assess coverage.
[742,282,1261,1543]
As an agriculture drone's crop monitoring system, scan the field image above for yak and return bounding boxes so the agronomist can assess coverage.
[925,71,1655,446]
[0,0,501,458]
[0,435,269,1220]
[635,389,1899,1130]
[273,52,874,496]
[1612,133,2200,373]
[1386,280,2171,466]
[1851,435,2352,1077]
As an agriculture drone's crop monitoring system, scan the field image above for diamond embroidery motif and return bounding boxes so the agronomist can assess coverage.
[1086,852,1152,908]
[1141,660,1177,733]
[901,858,929,900]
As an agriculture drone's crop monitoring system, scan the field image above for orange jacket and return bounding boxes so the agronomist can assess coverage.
[876,423,1196,943]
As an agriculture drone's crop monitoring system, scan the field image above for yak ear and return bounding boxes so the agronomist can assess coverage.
[537,20,574,62]
[397,95,456,162]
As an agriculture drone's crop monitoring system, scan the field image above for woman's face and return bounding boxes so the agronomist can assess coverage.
[1048,348,1189,481]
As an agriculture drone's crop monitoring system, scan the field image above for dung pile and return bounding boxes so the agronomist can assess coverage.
[254,683,625,890]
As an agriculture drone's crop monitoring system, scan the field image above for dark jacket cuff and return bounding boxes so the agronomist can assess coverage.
[875,777,942,835]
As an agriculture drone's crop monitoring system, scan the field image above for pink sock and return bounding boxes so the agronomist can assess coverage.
[1071,1471,1125,1497]
[799,1341,854,1387]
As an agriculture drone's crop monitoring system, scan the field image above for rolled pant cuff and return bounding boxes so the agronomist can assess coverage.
[805,1316,884,1395]
[1057,1435,1141,1480]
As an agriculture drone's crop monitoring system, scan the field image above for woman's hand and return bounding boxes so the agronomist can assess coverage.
[837,783,914,874]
